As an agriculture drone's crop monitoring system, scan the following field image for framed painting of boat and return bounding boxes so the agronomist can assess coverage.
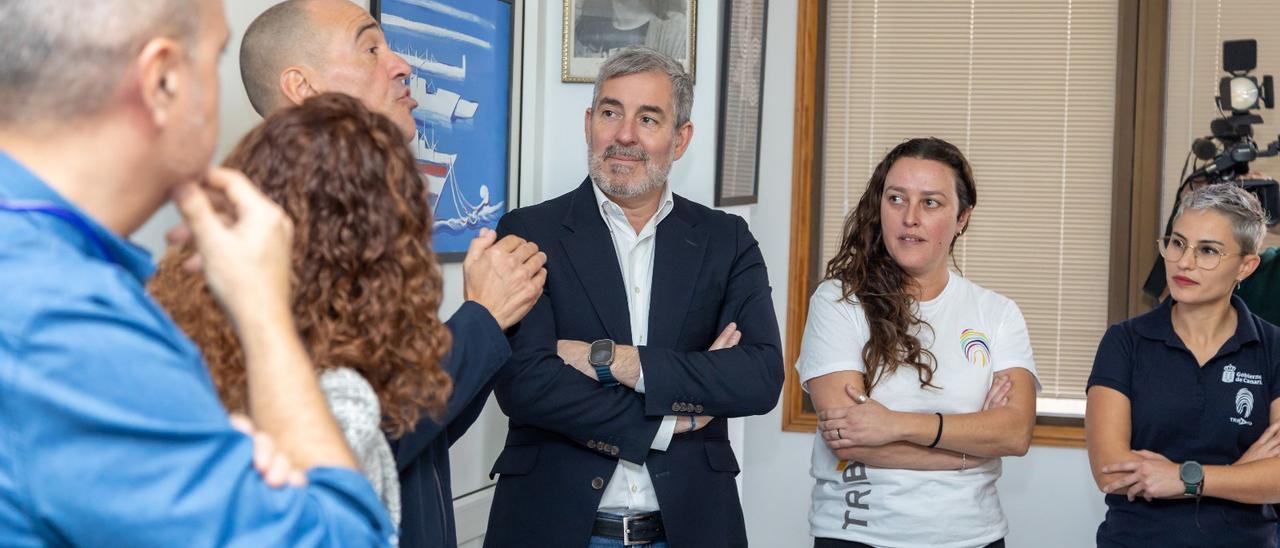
[561,0,697,83]
[372,0,522,261]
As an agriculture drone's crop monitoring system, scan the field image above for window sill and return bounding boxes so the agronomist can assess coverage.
[1033,396,1085,448]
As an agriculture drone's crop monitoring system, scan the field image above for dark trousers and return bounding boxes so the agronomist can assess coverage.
[815,538,1005,548]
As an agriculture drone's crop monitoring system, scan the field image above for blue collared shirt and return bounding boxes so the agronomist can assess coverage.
[0,152,396,546]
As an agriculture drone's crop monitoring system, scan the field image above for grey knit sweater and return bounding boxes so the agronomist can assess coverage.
[318,367,400,527]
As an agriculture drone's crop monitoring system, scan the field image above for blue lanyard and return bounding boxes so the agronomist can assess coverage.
[0,199,117,264]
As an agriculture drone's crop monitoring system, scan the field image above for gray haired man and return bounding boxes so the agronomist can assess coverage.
[485,46,783,548]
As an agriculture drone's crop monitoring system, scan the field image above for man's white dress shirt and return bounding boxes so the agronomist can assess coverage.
[591,182,679,515]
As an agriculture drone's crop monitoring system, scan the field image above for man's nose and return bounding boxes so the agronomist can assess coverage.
[614,119,638,145]
[389,51,412,81]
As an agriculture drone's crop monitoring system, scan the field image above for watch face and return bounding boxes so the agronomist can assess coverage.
[590,347,611,364]
[589,340,613,364]
[1180,462,1204,484]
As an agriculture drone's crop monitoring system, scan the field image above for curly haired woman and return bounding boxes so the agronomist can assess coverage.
[150,93,454,528]
[797,137,1039,548]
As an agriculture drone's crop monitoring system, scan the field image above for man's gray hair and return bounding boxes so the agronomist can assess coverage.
[240,0,318,116]
[591,46,693,129]
[0,0,198,127]
[1175,183,1269,254]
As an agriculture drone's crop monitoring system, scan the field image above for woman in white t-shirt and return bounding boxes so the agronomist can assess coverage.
[797,137,1039,548]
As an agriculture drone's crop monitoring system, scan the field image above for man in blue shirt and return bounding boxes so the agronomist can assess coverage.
[0,0,397,544]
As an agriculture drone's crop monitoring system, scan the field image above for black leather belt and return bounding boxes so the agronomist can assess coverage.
[592,512,665,545]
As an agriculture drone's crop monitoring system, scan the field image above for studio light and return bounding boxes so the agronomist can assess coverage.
[1222,76,1261,111]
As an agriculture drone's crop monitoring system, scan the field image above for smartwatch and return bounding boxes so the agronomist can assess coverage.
[589,339,619,386]
[1179,461,1204,497]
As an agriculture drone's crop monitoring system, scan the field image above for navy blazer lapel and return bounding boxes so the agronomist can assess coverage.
[559,179,633,344]
[648,201,707,349]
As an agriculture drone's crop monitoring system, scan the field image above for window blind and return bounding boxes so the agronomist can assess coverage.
[820,0,1119,400]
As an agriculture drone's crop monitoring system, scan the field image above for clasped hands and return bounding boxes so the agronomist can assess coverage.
[1099,420,1280,501]
[817,372,1014,450]
[554,323,742,434]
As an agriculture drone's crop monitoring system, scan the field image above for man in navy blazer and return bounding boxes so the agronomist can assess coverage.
[485,47,784,548]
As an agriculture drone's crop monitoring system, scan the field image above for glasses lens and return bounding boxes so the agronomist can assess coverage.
[1159,238,1184,262]
[1199,248,1222,270]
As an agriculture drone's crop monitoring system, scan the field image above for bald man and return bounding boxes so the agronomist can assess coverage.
[241,0,417,138]
[239,2,540,547]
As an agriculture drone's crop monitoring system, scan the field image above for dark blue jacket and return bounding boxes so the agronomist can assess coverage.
[483,179,784,548]
[393,301,510,548]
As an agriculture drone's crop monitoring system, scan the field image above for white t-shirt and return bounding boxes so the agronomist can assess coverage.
[796,272,1038,548]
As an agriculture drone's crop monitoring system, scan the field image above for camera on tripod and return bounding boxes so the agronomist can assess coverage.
[1145,39,1280,299]
[1181,39,1280,224]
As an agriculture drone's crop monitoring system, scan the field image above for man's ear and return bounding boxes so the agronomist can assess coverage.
[671,121,694,161]
[135,37,184,127]
[280,66,318,106]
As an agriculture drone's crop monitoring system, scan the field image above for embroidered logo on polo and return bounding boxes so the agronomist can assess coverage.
[1230,388,1255,426]
[960,329,991,368]
[1221,364,1263,386]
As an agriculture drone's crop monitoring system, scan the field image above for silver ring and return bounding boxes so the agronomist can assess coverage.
[836,428,842,440]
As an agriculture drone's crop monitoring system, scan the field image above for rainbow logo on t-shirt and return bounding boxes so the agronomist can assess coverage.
[961,329,991,368]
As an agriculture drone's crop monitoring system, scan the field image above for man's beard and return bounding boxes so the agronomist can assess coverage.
[588,143,672,199]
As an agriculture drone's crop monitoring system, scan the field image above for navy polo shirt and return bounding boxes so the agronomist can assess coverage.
[1088,296,1280,548]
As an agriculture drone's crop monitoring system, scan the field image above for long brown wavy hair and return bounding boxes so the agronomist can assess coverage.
[825,137,977,395]
[150,93,452,437]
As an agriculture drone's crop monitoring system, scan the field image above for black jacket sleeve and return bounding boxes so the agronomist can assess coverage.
[392,301,510,470]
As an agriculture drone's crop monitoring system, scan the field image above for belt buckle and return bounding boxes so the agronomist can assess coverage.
[622,514,633,545]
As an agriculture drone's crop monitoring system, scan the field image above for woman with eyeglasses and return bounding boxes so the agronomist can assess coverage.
[1086,183,1280,547]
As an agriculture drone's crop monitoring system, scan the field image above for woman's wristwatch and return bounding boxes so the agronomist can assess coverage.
[1179,461,1204,497]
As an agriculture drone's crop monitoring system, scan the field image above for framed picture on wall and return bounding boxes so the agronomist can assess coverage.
[561,0,697,83]
[714,0,767,206]
[371,0,522,261]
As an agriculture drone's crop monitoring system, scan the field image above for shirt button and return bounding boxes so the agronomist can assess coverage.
[634,286,640,294]
[631,484,639,493]
[591,477,605,490]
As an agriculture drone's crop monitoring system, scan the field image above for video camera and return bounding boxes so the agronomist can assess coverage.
[1144,39,1280,299]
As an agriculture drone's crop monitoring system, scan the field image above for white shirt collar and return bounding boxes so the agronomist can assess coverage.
[591,180,675,234]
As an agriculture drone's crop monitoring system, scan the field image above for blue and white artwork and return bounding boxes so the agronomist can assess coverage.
[377,0,513,257]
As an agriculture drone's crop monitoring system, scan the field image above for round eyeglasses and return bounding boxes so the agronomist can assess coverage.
[1157,236,1242,271]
